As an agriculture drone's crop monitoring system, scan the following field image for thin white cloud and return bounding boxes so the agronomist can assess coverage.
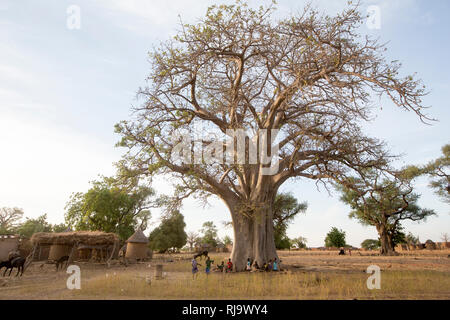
[0,110,119,223]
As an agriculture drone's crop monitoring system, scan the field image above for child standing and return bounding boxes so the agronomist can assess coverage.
[205,256,214,276]
[192,257,201,279]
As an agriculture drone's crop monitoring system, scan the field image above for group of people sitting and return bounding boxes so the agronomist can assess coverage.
[191,255,283,278]
[213,257,283,273]
[245,258,282,272]
[215,258,234,273]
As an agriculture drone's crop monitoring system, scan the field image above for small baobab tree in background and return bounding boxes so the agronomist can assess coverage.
[291,236,308,249]
[361,239,380,251]
[336,170,435,255]
[115,2,431,270]
[186,231,200,252]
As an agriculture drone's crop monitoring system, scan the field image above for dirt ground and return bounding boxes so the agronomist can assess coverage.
[0,250,449,299]
[279,250,450,273]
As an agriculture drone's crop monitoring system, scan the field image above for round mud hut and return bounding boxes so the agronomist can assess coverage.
[125,229,149,261]
[49,244,70,260]
[425,239,436,250]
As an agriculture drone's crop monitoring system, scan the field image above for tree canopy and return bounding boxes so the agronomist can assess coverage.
[200,221,219,247]
[0,207,24,234]
[114,1,430,269]
[403,144,449,204]
[222,235,233,246]
[272,192,307,249]
[149,210,187,253]
[291,236,307,249]
[64,176,154,241]
[325,227,346,248]
[361,239,380,250]
[13,214,67,238]
[336,170,435,254]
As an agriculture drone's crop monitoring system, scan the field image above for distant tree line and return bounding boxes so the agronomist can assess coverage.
[0,207,68,238]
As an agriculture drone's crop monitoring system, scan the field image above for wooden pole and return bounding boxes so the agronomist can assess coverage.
[106,242,117,267]
[67,243,78,264]
[155,264,163,280]
[24,244,37,271]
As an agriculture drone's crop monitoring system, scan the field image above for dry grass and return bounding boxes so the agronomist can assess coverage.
[0,250,449,300]
[71,268,450,300]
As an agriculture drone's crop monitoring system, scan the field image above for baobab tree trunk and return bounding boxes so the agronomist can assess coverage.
[377,225,396,256]
[227,201,279,271]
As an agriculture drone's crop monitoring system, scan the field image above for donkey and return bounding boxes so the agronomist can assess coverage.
[0,256,25,277]
[193,250,208,260]
[9,256,26,277]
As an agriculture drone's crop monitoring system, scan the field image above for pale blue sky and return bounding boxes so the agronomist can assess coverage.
[0,0,448,247]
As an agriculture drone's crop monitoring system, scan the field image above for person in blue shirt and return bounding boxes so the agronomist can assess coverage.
[246,258,252,271]
[273,258,278,271]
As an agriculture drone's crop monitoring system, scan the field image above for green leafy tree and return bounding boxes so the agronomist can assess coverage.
[325,227,346,248]
[273,192,307,249]
[0,207,24,234]
[115,2,429,270]
[222,235,233,246]
[392,225,407,246]
[337,170,435,255]
[64,176,154,241]
[361,239,380,250]
[403,144,449,204]
[14,214,53,238]
[200,221,219,247]
[149,210,187,253]
[291,236,307,249]
[52,223,69,233]
[276,236,292,250]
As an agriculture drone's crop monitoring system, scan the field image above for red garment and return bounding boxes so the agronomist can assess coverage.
[227,261,233,269]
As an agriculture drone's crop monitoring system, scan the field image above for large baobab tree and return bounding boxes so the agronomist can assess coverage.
[116,2,430,270]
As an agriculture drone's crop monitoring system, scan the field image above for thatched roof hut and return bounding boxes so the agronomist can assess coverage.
[125,229,149,260]
[425,239,436,250]
[126,229,148,244]
[31,231,119,246]
[30,231,120,261]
